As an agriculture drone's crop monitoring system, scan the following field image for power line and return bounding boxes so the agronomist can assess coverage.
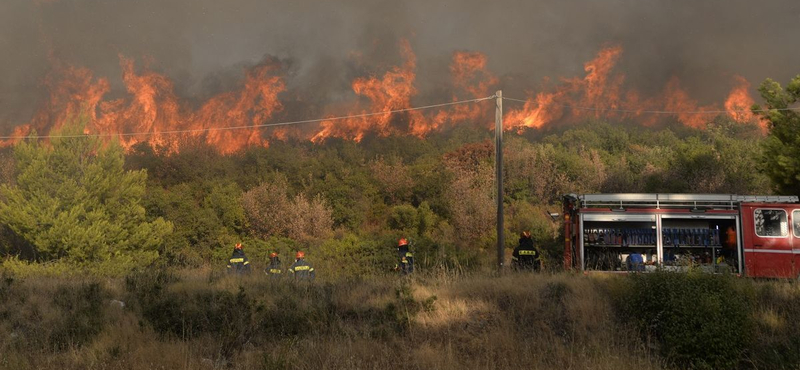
[502,96,800,114]
[5,93,796,141]
[0,96,495,140]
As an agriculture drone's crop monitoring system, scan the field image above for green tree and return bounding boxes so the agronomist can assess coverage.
[755,75,800,195]
[0,118,172,266]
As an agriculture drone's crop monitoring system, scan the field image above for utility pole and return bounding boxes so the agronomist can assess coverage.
[495,90,504,272]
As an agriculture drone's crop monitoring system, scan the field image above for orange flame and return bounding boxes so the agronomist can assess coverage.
[312,42,496,142]
[7,42,765,152]
[504,46,625,130]
[312,40,423,142]
[192,62,285,154]
[450,51,498,99]
[428,51,497,133]
[94,56,185,150]
[505,45,761,132]
[661,77,717,129]
[725,75,757,127]
[7,56,285,153]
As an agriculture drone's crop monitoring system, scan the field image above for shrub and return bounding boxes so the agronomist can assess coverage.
[243,176,334,243]
[316,234,394,278]
[49,282,106,349]
[748,282,800,368]
[614,271,754,369]
[388,204,418,232]
[125,269,257,360]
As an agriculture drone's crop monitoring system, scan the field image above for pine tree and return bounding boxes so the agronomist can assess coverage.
[755,75,800,195]
[0,116,172,266]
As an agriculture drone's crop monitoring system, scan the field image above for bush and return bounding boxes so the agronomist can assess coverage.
[748,282,800,369]
[125,269,256,360]
[316,234,394,278]
[614,271,754,369]
[243,176,334,243]
[387,204,418,232]
[49,282,106,349]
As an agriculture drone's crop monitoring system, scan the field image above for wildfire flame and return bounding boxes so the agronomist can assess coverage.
[4,56,285,153]
[725,75,758,129]
[311,40,423,143]
[504,45,760,131]
[3,42,762,152]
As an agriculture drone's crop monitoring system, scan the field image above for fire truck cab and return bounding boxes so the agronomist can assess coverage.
[562,193,800,278]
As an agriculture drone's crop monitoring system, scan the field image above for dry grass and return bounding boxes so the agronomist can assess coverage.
[1,269,798,369]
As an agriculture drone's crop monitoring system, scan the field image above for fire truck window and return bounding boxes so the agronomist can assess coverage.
[754,209,788,237]
[794,210,800,238]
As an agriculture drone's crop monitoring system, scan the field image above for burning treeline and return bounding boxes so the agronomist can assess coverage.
[5,42,759,153]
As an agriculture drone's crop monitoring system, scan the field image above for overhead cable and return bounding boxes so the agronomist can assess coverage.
[0,96,495,140]
[502,96,800,114]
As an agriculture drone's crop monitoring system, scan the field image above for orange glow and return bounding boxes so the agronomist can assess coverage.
[7,56,286,153]
[725,75,758,128]
[450,51,498,99]
[312,40,422,142]
[504,46,626,129]
[192,62,285,153]
[428,51,497,133]
[661,76,716,129]
[6,42,765,151]
[312,43,496,142]
[504,45,761,132]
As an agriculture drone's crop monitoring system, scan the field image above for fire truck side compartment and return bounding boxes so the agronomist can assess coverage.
[563,193,799,278]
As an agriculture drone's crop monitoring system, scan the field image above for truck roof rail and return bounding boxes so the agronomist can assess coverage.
[576,193,799,209]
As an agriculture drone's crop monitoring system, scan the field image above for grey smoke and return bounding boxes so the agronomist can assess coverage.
[1,0,799,129]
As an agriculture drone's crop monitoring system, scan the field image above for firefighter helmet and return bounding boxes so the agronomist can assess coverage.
[269,252,278,258]
[398,238,408,247]
[235,243,243,250]
[521,231,531,238]
[295,251,305,259]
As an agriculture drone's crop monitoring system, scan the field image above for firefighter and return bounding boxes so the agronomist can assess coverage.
[265,252,282,278]
[626,252,645,272]
[227,243,251,274]
[723,226,737,249]
[395,238,414,275]
[288,251,315,281]
[512,231,540,271]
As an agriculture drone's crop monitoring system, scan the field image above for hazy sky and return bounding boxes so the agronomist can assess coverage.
[2,0,799,128]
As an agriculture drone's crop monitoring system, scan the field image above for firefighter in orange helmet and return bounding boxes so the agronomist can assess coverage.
[265,252,282,278]
[227,243,251,274]
[288,251,315,281]
[395,238,415,275]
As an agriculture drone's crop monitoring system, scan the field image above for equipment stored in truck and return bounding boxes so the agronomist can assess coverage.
[561,193,800,279]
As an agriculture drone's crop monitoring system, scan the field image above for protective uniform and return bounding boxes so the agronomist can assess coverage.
[227,243,251,274]
[265,252,282,278]
[512,232,540,271]
[395,238,414,275]
[288,251,315,281]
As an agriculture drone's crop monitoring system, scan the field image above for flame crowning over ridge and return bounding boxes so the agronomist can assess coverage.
[4,42,761,152]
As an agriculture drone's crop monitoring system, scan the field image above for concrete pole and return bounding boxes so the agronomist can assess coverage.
[495,90,504,272]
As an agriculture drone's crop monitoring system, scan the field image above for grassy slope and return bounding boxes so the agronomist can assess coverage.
[3,269,799,370]
[0,270,660,370]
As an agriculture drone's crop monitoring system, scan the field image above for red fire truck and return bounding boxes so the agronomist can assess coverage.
[562,194,800,278]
